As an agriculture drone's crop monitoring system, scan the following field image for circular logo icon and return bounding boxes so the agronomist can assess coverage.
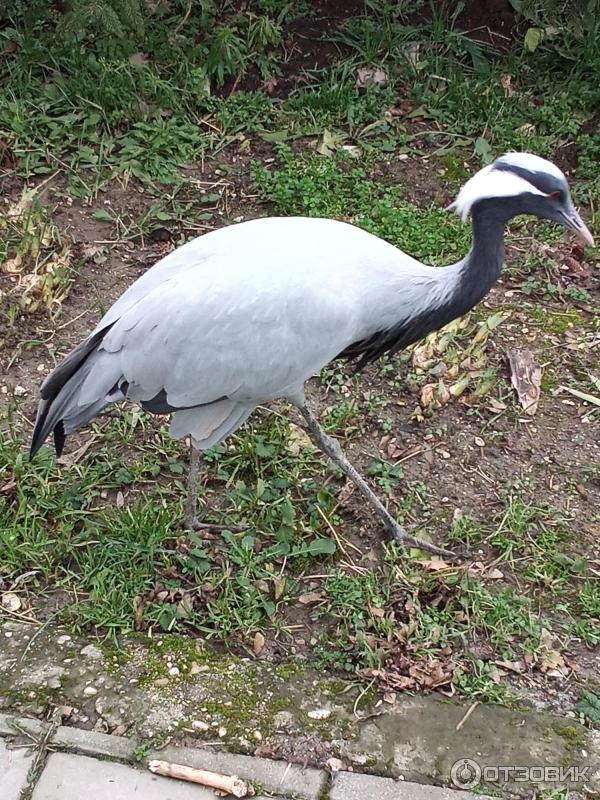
[451,758,481,788]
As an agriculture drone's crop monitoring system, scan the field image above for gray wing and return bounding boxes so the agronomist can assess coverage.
[81,264,351,408]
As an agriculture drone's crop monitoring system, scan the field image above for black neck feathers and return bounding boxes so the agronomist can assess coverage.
[339,200,508,369]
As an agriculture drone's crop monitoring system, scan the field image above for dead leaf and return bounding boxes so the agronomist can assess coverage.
[489,667,503,684]
[288,424,313,455]
[386,673,414,690]
[133,595,145,630]
[500,73,514,95]
[420,383,436,408]
[253,631,265,657]
[486,567,504,580]
[562,655,580,673]
[562,255,590,279]
[379,435,405,460]
[273,577,286,601]
[488,397,507,414]
[2,256,22,274]
[298,591,323,605]
[1,592,21,612]
[408,659,453,689]
[316,129,341,157]
[112,723,132,736]
[263,77,278,94]
[355,67,388,89]
[507,349,542,415]
[385,100,414,117]
[56,705,74,721]
[419,558,453,572]
[495,659,526,674]
[129,52,150,67]
[540,649,565,674]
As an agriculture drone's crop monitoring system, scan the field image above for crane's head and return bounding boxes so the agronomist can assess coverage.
[449,152,594,247]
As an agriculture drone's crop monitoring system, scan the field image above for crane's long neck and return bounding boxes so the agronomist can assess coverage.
[341,200,509,368]
[453,200,507,313]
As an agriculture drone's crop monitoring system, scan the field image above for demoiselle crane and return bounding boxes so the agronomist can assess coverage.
[30,153,593,557]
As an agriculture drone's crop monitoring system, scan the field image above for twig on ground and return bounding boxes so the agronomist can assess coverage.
[148,760,253,797]
[315,504,359,559]
[455,700,480,731]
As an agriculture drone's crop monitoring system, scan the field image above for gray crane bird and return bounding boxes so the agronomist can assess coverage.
[30,153,593,557]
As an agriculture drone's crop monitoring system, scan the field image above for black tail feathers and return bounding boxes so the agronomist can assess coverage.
[29,324,114,459]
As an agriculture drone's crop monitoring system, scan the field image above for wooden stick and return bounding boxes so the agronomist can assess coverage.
[455,700,480,731]
[148,760,253,797]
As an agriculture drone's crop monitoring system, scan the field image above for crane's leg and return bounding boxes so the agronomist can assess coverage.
[183,442,202,530]
[182,442,247,533]
[297,402,454,558]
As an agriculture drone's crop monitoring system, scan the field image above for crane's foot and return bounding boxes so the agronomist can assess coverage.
[388,521,457,559]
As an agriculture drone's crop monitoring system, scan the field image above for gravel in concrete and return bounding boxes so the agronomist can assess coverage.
[0,738,35,800]
[31,752,282,800]
[331,772,479,800]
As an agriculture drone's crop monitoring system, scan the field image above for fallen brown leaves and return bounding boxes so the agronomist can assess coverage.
[411,311,509,420]
[0,186,74,320]
[365,651,455,693]
[507,349,542,415]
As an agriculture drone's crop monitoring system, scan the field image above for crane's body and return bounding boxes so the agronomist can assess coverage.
[90,217,442,407]
[30,153,593,556]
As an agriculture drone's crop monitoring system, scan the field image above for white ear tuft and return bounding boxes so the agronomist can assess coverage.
[448,165,493,221]
[449,164,545,222]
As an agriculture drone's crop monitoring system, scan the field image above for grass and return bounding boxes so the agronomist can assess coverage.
[2,398,596,702]
[0,1,599,709]
[2,1,599,190]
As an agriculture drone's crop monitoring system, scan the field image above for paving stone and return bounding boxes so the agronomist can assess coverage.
[32,752,284,800]
[150,744,327,800]
[51,725,138,761]
[0,713,137,761]
[0,738,36,800]
[331,773,479,800]
[0,711,45,738]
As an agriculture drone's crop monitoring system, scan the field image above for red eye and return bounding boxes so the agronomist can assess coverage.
[548,190,561,200]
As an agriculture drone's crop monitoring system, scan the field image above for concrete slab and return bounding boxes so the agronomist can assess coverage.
[150,744,326,800]
[32,752,282,800]
[331,773,479,800]
[0,738,35,800]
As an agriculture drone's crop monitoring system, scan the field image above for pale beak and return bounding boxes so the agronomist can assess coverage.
[561,207,595,247]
